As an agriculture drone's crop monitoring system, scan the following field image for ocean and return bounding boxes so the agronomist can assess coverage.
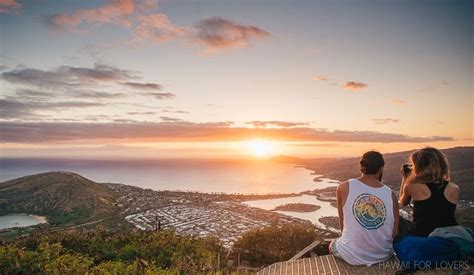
[0,214,47,230]
[0,158,335,194]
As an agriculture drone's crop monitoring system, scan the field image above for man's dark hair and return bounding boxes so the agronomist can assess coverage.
[360,151,385,174]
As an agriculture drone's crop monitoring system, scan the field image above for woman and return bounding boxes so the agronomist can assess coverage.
[399,147,459,236]
[330,151,399,266]
[395,147,462,271]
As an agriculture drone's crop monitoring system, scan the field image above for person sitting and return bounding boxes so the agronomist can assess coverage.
[329,151,399,266]
[395,147,463,271]
[399,147,459,236]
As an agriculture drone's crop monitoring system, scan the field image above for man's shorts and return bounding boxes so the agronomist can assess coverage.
[329,238,342,258]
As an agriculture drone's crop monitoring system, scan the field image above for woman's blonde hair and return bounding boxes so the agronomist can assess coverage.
[408,147,450,184]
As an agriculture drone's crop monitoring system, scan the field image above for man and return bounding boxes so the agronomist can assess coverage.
[329,151,399,266]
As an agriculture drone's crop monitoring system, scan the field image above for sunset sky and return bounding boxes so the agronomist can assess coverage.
[0,0,472,158]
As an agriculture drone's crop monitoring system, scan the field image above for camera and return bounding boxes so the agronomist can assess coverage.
[402,164,412,176]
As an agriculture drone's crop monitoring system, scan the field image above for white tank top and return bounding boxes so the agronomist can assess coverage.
[335,178,395,266]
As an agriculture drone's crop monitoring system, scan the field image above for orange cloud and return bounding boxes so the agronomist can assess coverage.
[46,3,269,54]
[193,17,270,54]
[312,75,329,81]
[246,121,309,128]
[0,121,453,144]
[342,81,368,91]
[48,0,145,29]
[373,118,400,124]
[131,13,189,44]
[0,0,22,14]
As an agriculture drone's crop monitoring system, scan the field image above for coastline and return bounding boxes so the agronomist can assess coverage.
[1,163,343,237]
[0,213,48,230]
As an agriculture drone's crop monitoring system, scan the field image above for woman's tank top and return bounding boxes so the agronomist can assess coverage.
[335,178,394,266]
[409,180,457,237]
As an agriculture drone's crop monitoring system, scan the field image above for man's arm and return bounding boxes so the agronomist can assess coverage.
[392,191,399,238]
[336,181,349,232]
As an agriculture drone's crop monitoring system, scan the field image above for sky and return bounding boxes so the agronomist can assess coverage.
[0,0,473,158]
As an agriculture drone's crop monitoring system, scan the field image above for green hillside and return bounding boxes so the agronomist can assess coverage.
[0,171,117,225]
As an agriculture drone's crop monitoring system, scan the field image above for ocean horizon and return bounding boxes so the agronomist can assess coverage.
[0,158,335,194]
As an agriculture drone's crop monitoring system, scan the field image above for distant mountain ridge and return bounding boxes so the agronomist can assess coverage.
[0,171,117,225]
[301,146,474,200]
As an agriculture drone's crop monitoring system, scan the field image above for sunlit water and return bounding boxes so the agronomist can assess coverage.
[0,214,47,229]
[243,195,339,231]
[0,158,340,229]
[0,158,336,194]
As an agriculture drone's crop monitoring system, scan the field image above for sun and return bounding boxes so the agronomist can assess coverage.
[245,139,278,158]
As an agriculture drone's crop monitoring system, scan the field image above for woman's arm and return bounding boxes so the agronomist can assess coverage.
[445,182,460,205]
[399,178,412,206]
[399,165,412,206]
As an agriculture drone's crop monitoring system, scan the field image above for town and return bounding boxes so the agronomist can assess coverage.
[125,204,270,248]
[107,183,338,247]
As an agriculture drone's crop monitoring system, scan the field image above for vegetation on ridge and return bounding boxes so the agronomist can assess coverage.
[0,224,316,274]
[0,172,117,226]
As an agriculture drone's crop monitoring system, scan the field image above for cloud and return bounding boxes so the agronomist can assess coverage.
[48,0,146,30]
[162,109,190,114]
[373,118,400,124]
[0,0,22,14]
[12,89,52,100]
[74,91,127,99]
[342,81,368,91]
[193,17,270,54]
[131,13,189,44]
[59,63,136,82]
[246,121,310,128]
[0,121,454,143]
[112,118,138,123]
[0,99,104,119]
[127,111,156,115]
[46,1,269,54]
[142,92,175,99]
[0,63,170,121]
[7,89,125,100]
[417,80,450,94]
[121,81,163,90]
[391,99,406,105]
[312,76,369,92]
[312,75,329,81]
[83,114,116,122]
[159,116,183,122]
[1,63,176,108]
[1,63,136,88]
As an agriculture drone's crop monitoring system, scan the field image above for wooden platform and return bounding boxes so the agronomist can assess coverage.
[256,255,399,275]
[256,255,473,275]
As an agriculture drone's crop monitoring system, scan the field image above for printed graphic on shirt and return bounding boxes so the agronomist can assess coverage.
[352,193,386,229]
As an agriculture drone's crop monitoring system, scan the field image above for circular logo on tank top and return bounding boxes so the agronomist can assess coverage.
[352,193,386,230]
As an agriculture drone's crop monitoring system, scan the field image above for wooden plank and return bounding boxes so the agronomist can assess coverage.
[306,257,312,275]
[289,261,294,275]
[289,240,321,261]
[325,255,334,274]
[258,254,405,275]
[314,256,320,274]
[319,255,326,274]
[329,254,341,274]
